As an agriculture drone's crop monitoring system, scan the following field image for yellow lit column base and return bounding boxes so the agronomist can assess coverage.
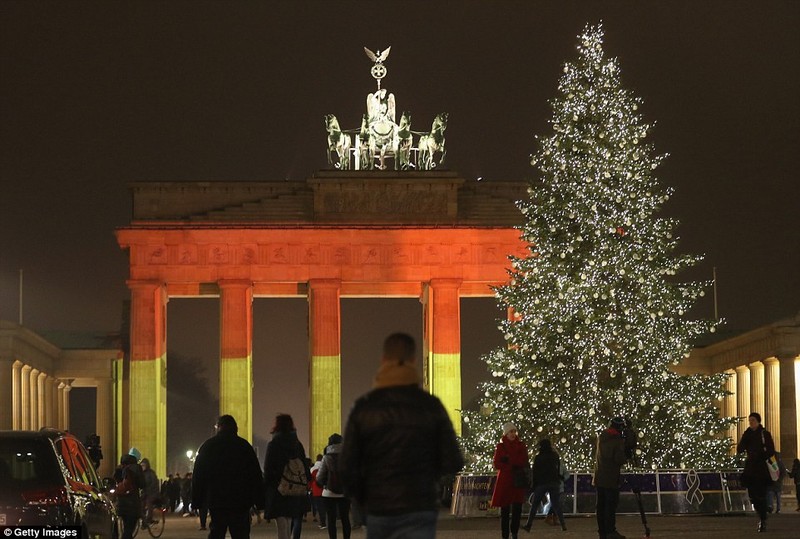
[428,352,462,436]
[310,354,341,457]
[129,357,166,477]
[220,356,253,442]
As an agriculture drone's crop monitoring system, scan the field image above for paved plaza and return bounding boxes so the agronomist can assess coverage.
[158,502,800,539]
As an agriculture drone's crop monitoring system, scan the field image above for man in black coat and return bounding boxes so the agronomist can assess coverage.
[340,333,464,538]
[192,415,264,539]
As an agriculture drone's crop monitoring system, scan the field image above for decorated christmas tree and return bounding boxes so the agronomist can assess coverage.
[462,23,737,471]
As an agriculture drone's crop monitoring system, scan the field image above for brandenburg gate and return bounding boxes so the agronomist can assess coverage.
[112,46,800,476]
[116,173,528,474]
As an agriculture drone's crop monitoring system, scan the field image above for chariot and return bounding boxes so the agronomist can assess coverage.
[325,47,448,171]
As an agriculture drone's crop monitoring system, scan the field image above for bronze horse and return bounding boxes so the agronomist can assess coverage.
[418,112,448,170]
[324,114,351,169]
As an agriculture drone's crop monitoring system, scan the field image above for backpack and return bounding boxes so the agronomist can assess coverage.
[278,457,309,497]
[323,454,343,495]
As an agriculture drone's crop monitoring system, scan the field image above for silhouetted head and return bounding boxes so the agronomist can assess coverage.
[382,333,415,365]
[216,414,238,434]
[272,413,295,434]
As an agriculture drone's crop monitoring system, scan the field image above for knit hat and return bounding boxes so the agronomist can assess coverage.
[328,433,343,446]
[502,422,517,436]
[609,417,626,430]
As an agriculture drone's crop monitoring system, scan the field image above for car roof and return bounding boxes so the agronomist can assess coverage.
[0,429,76,442]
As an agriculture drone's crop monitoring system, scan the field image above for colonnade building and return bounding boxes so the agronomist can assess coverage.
[679,312,800,461]
[0,321,121,477]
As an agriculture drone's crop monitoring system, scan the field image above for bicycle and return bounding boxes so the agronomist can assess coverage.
[132,498,166,538]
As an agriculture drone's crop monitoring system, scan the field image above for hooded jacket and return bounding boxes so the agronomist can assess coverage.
[317,442,344,498]
[340,361,464,516]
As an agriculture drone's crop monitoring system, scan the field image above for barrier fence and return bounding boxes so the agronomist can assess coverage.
[451,470,750,517]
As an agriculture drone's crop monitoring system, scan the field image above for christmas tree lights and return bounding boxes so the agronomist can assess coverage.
[462,23,737,472]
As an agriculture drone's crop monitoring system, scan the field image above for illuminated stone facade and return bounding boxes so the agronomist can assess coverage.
[116,171,529,474]
[0,321,121,477]
[678,313,800,462]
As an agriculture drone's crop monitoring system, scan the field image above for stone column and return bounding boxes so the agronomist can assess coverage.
[735,365,750,441]
[11,360,22,430]
[777,355,798,460]
[12,361,22,429]
[763,357,780,444]
[128,280,168,477]
[219,280,254,442]
[749,361,765,421]
[48,378,58,428]
[29,368,40,430]
[422,279,463,435]
[57,382,66,429]
[42,376,52,428]
[723,369,737,453]
[20,365,32,430]
[0,358,13,429]
[308,279,341,457]
[96,378,114,478]
[37,372,47,429]
[62,383,71,430]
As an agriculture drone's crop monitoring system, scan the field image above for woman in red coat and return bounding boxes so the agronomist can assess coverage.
[491,422,529,539]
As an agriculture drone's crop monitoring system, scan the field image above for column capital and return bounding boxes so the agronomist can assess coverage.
[735,365,749,374]
[126,279,165,290]
[762,357,779,367]
[217,279,253,290]
[308,279,341,290]
[428,278,463,289]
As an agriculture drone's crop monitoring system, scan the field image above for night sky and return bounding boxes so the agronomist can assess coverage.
[1,1,798,460]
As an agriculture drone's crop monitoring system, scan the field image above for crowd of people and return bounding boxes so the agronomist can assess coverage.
[109,333,800,539]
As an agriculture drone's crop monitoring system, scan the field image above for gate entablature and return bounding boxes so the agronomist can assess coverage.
[128,172,526,225]
[118,173,529,471]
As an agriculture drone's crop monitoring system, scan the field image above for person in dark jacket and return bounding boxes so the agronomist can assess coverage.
[140,458,160,527]
[340,333,464,539]
[181,472,193,515]
[113,454,145,539]
[491,422,528,539]
[593,417,628,539]
[521,438,566,532]
[737,412,775,532]
[169,474,182,512]
[192,414,264,539]
[264,413,310,539]
[316,434,350,539]
[789,458,800,510]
